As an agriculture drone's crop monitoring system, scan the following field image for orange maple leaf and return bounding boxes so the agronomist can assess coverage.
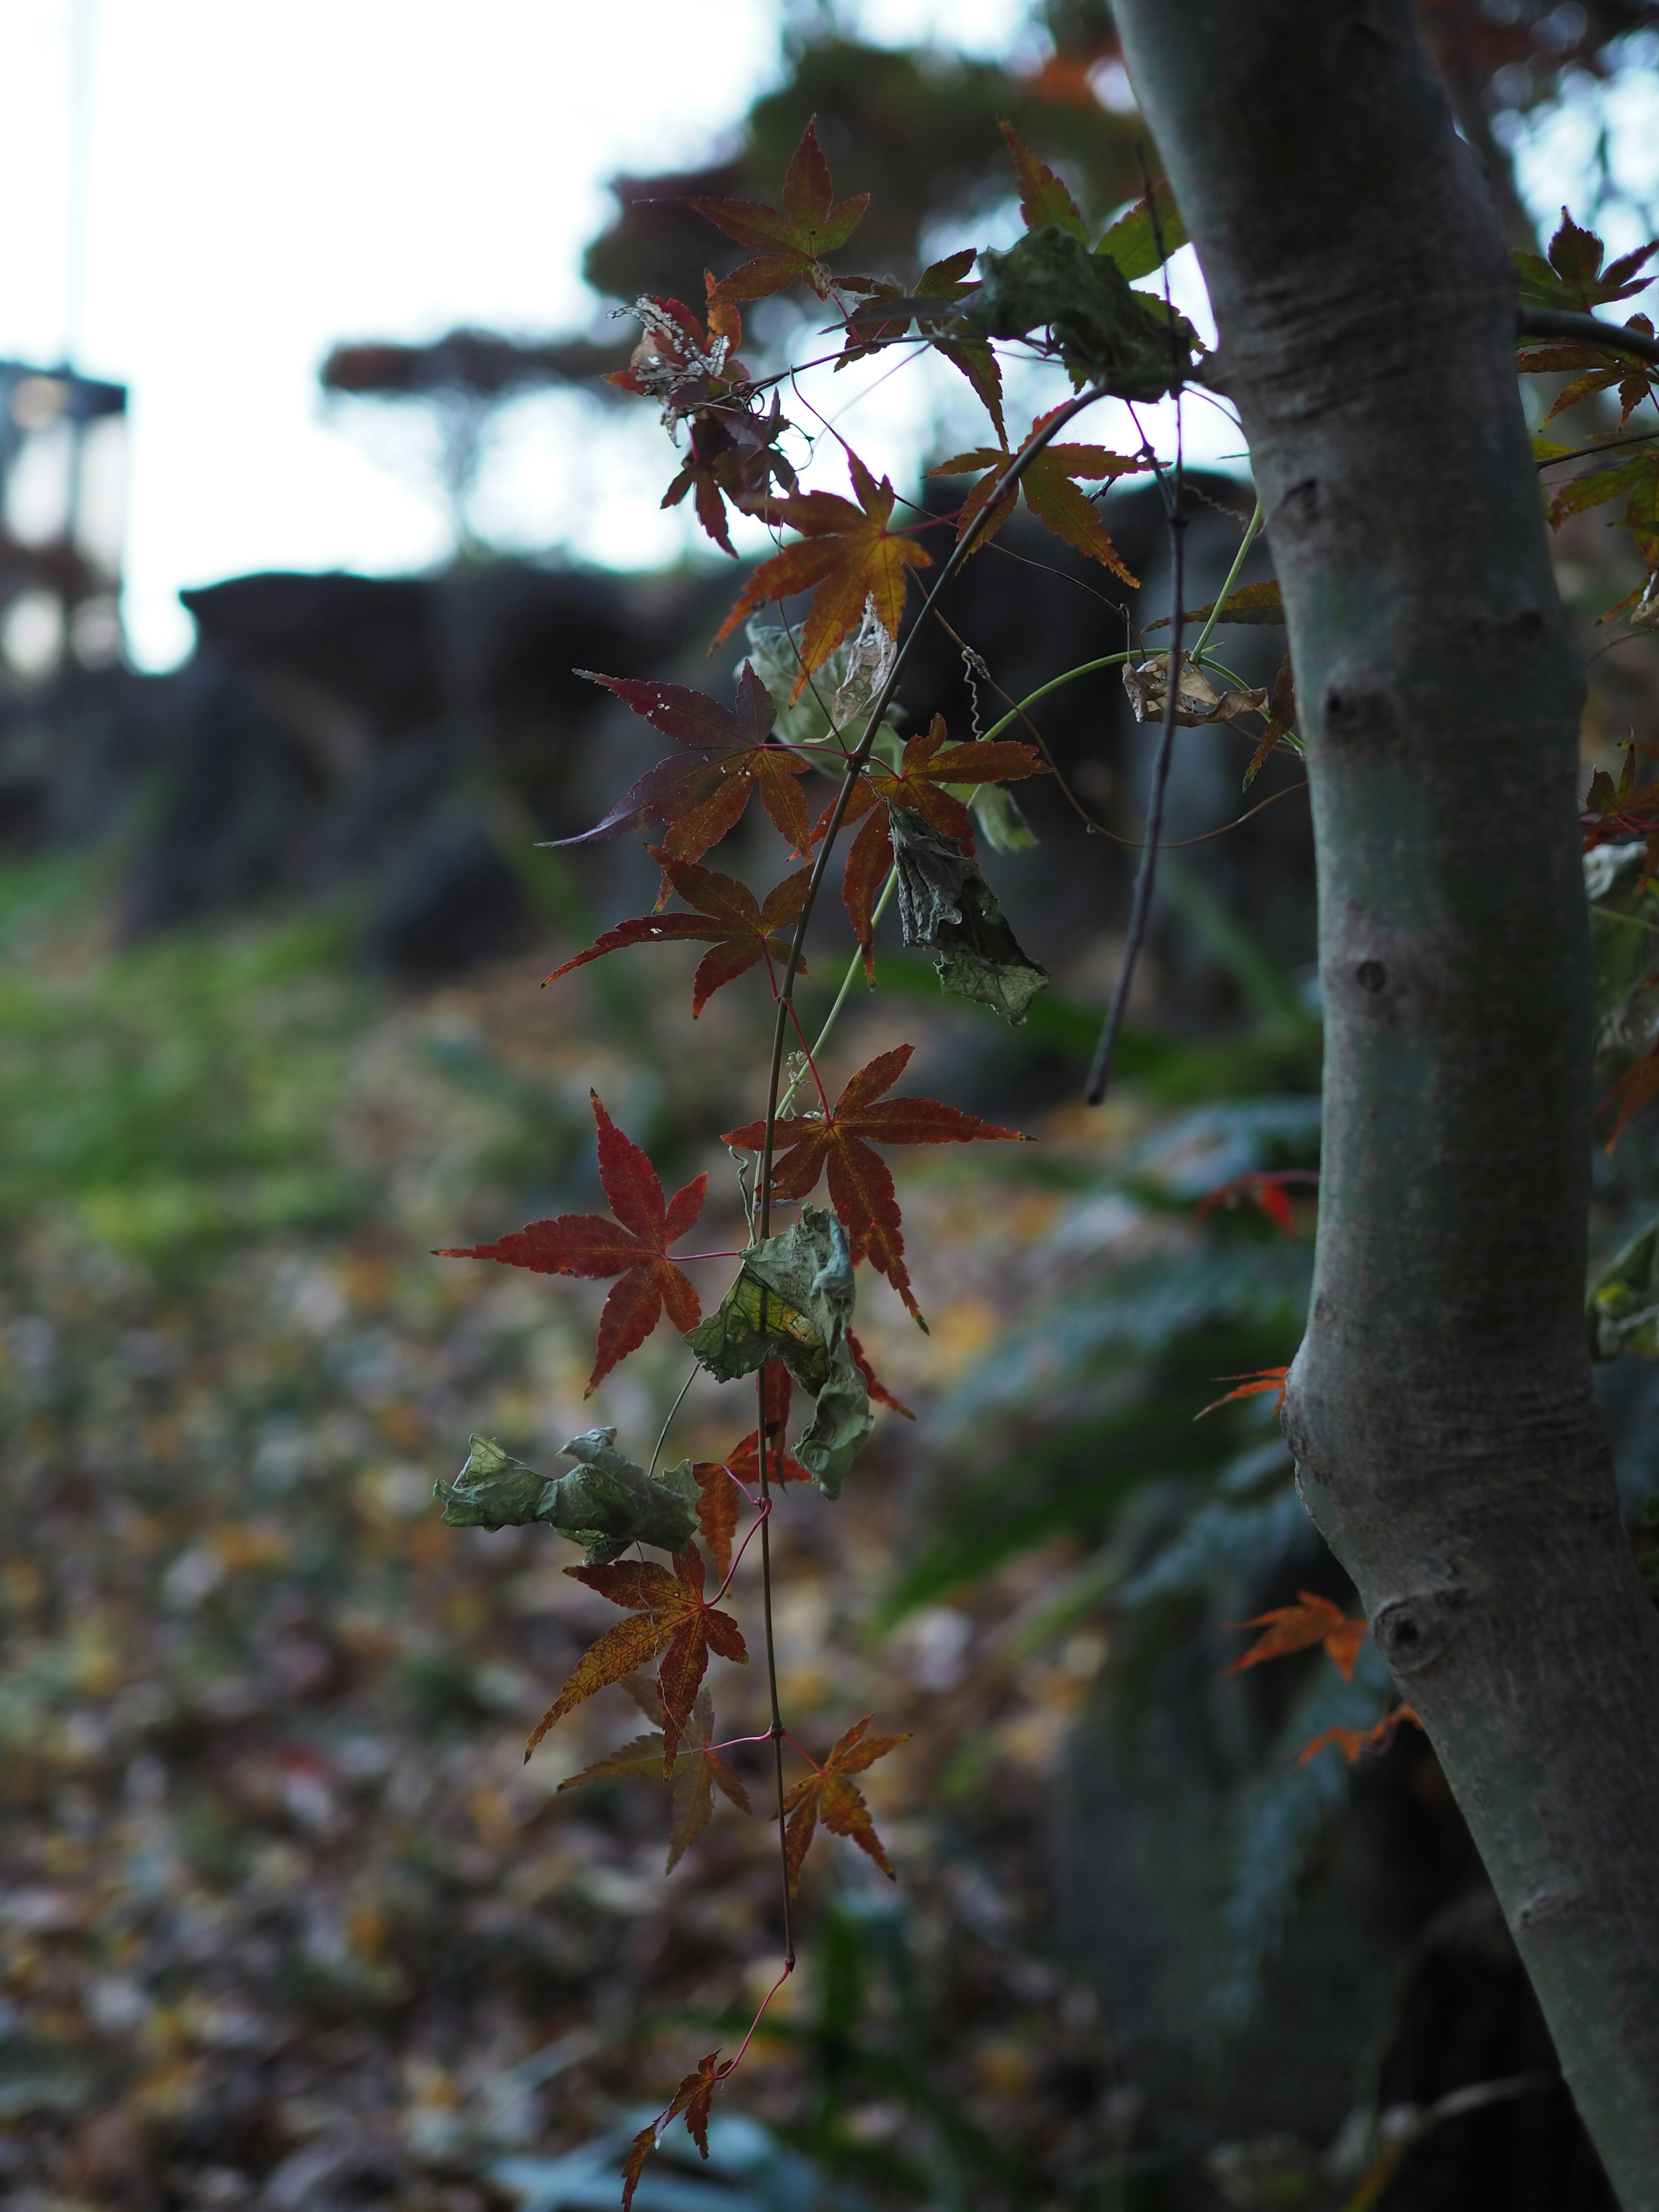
[777,1715,910,1893]
[723,1044,1027,1320]
[1297,1703,1422,1768]
[929,410,1147,582]
[546,852,810,1016]
[1227,1591,1369,1682]
[622,2050,728,2210]
[558,1683,751,1873]
[525,1543,747,1769]
[713,450,932,697]
[1195,1364,1291,1419]
[437,1093,704,1393]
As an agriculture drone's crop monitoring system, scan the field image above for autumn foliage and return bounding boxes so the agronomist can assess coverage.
[428,111,1656,2198]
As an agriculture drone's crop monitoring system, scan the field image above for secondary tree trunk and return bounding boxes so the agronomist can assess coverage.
[1111,3,1659,2198]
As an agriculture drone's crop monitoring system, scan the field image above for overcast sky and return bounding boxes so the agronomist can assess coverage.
[0,0,1653,670]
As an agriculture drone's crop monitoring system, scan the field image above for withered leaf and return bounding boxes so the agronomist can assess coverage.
[434,1428,696,1564]
[778,1714,909,1892]
[888,804,1050,1027]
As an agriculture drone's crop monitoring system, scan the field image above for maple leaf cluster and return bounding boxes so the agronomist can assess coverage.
[426,117,1217,2211]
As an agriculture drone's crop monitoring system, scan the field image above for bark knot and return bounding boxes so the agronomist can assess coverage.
[1372,1580,1471,1678]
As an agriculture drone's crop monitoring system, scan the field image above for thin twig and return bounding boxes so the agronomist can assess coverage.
[647,1363,700,1481]
[1089,211,1184,1112]
[742,384,1112,1972]
[1086,502,1185,1104]
[1518,305,1659,365]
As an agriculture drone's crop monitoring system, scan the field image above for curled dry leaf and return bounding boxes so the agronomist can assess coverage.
[1122,653,1270,729]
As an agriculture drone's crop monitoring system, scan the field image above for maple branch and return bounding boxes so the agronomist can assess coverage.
[647,1363,700,1480]
[711,1496,770,1607]
[1518,306,1659,365]
[1188,493,1264,664]
[778,867,900,1118]
[1535,426,1659,470]
[754,381,1114,1243]
[755,1360,794,1969]
[1087,439,1187,1105]
[739,385,1110,1982]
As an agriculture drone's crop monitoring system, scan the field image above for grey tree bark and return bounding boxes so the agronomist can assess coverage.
[1109,3,1659,2199]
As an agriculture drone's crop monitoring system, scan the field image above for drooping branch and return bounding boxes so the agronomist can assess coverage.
[1111,4,1659,2200]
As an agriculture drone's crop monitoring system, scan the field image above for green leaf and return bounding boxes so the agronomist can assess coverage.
[963,227,1193,398]
[888,806,1049,1025]
[1589,1220,1659,1361]
[969,780,1039,852]
[1147,578,1284,630]
[1094,179,1188,281]
[684,1206,873,1495]
[433,1428,696,1563]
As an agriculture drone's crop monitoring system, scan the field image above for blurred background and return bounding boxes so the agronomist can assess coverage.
[3,4,1659,2209]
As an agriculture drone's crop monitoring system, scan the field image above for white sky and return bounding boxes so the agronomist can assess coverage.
[0,1,1651,670]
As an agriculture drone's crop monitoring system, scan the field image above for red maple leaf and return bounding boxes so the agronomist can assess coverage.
[712,450,932,698]
[437,1092,705,1393]
[778,1715,909,1893]
[832,712,1048,851]
[553,663,814,864]
[723,1045,1027,1320]
[929,410,1147,581]
[1227,1591,1369,1682]
[546,852,810,1016]
[693,1365,812,1576]
[622,2050,728,2210]
[1193,1169,1319,1239]
[692,119,870,306]
[1297,1704,1421,1769]
[847,1328,915,1418]
[1000,120,1088,241]
[526,1542,747,1769]
[1195,1364,1292,1419]
[838,249,1007,442]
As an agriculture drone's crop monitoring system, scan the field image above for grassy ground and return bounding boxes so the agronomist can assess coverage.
[0,860,1139,2212]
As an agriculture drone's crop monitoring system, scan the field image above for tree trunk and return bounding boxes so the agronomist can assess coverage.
[1110,3,1659,2198]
